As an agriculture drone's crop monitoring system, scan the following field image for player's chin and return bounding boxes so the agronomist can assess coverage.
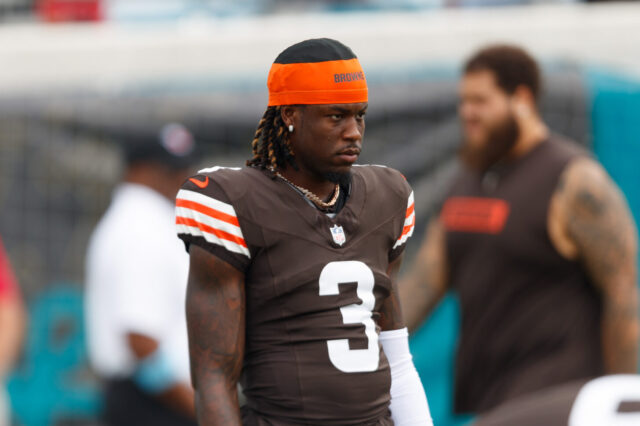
[323,168,352,186]
[331,154,360,173]
[329,163,354,176]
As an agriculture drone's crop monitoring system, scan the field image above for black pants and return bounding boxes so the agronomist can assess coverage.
[103,378,196,426]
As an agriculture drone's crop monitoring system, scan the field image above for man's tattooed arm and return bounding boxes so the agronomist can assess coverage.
[558,158,639,373]
[186,245,246,425]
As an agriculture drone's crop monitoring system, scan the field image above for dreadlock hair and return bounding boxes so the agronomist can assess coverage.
[246,105,298,173]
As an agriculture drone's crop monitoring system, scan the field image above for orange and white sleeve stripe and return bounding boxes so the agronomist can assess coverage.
[393,191,415,250]
[175,189,250,258]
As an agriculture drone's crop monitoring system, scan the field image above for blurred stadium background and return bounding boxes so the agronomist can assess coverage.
[0,0,639,425]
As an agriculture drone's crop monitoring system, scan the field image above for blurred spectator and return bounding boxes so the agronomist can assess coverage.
[85,123,199,426]
[401,44,639,416]
[0,237,25,426]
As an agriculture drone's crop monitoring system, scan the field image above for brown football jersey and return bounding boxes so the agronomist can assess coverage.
[176,165,415,425]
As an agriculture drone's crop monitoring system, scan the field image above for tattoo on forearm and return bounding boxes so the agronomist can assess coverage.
[186,246,245,425]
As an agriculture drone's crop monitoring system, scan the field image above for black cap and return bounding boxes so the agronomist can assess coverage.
[124,123,198,170]
[273,38,358,64]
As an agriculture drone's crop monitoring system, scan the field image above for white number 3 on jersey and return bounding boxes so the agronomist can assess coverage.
[319,261,379,373]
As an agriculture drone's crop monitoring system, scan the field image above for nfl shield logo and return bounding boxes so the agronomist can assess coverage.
[330,224,346,246]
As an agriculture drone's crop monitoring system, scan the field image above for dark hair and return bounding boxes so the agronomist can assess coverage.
[246,106,298,172]
[464,44,541,101]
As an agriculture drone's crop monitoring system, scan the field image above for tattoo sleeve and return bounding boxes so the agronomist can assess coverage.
[398,219,449,332]
[186,245,246,425]
[562,159,640,373]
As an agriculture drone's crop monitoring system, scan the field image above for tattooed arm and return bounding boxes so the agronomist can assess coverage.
[186,245,246,425]
[555,157,639,373]
[398,219,449,332]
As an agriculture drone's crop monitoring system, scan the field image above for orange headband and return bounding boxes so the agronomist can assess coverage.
[267,58,368,106]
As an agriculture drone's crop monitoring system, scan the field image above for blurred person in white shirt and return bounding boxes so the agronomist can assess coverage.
[85,123,198,426]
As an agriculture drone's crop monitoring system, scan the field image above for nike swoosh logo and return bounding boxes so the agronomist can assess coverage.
[189,176,209,189]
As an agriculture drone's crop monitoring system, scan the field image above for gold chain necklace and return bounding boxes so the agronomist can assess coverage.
[275,172,340,210]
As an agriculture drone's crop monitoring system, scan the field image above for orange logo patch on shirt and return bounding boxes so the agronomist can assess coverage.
[189,176,209,189]
[441,197,510,234]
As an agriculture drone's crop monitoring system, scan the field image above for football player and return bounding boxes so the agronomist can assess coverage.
[176,38,432,425]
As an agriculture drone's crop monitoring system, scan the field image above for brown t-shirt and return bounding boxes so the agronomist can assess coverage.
[176,165,415,425]
[441,136,604,414]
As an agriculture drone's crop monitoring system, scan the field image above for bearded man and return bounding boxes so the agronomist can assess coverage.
[400,44,639,417]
